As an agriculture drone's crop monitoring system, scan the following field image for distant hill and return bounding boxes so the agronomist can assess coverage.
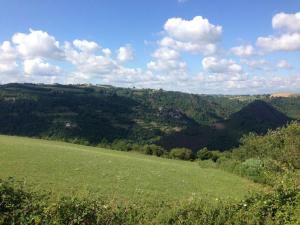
[226,100,290,134]
[0,83,299,151]
[158,100,291,151]
[271,92,300,98]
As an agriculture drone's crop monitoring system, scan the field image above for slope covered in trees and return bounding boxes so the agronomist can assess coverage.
[0,83,299,151]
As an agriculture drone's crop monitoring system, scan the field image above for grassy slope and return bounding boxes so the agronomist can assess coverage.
[0,135,260,202]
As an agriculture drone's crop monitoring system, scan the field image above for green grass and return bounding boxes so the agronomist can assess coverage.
[0,135,260,202]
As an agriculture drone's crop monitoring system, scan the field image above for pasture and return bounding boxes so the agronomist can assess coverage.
[0,135,260,202]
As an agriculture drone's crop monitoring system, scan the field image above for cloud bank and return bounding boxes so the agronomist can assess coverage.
[0,13,299,94]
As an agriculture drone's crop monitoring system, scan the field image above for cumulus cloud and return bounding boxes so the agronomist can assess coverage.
[257,33,300,52]
[0,41,17,62]
[143,15,223,89]
[231,45,255,57]
[117,45,134,63]
[0,15,300,94]
[64,42,117,74]
[152,47,180,60]
[0,62,19,75]
[164,16,222,43]
[102,48,112,57]
[159,37,218,55]
[160,16,222,54]
[73,39,100,53]
[257,12,300,52]
[272,12,300,33]
[147,58,187,72]
[12,29,63,59]
[23,58,61,76]
[202,57,243,74]
[0,41,19,76]
[147,47,187,74]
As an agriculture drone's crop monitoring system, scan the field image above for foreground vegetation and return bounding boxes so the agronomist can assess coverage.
[1,176,299,224]
[198,122,300,185]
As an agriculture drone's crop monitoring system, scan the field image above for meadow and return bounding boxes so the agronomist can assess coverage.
[0,135,259,203]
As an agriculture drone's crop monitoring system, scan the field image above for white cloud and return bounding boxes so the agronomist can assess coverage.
[272,12,300,33]
[147,47,187,74]
[257,33,300,52]
[256,12,300,52]
[159,37,218,55]
[23,58,61,76]
[73,39,100,53]
[117,45,134,63]
[0,41,19,76]
[202,57,243,74]
[64,42,117,74]
[152,47,180,60]
[164,16,222,43]
[12,29,63,59]
[102,48,112,57]
[0,62,19,75]
[231,45,255,57]
[0,24,300,94]
[160,16,222,54]
[0,41,17,62]
[147,59,187,72]
[241,59,270,71]
[277,60,293,69]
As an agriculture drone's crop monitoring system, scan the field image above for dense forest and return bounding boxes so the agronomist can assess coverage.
[0,83,299,151]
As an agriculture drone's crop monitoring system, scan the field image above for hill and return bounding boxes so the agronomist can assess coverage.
[226,100,290,134]
[0,135,260,202]
[0,83,299,151]
[271,92,300,98]
[157,101,290,151]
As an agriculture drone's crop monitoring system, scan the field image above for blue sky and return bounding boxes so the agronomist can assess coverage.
[0,0,300,94]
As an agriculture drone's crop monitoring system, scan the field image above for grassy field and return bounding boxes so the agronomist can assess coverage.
[0,135,260,203]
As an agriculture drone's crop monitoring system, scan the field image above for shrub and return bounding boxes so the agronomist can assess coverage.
[236,122,300,170]
[169,148,194,160]
[111,139,132,151]
[143,144,165,156]
[1,177,299,225]
[197,147,213,160]
[239,158,266,183]
[216,156,241,174]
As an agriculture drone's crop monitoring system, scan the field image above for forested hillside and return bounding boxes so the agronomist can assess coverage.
[0,83,299,151]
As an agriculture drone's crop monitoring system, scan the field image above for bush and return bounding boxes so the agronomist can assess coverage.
[1,178,299,225]
[239,158,266,183]
[169,148,194,160]
[197,147,213,160]
[111,139,132,151]
[216,156,241,174]
[236,122,300,170]
[143,144,165,156]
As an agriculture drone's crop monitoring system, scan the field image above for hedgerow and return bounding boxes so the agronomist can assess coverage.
[1,177,299,225]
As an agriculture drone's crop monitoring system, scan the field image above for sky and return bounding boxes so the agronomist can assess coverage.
[0,0,300,94]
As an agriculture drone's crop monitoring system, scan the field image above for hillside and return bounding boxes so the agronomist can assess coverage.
[271,92,300,98]
[157,101,291,151]
[0,135,259,201]
[226,100,290,133]
[0,83,299,151]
